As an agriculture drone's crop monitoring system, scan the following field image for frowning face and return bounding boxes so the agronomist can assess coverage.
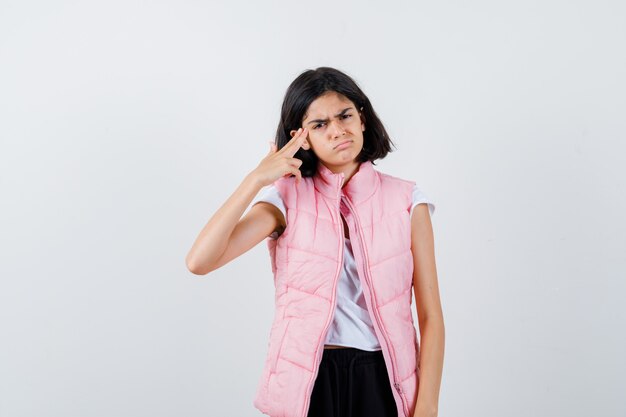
[290,91,366,173]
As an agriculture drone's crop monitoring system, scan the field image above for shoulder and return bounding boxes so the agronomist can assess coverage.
[374,170,416,209]
[377,170,415,188]
[375,171,416,203]
[410,183,435,218]
[251,184,286,217]
[273,175,315,205]
[253,183,283,201]
[374,168,436,217]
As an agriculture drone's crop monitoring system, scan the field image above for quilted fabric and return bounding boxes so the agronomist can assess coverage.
[253,160,420,417]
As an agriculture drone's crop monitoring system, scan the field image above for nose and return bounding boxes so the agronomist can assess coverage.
[328,119,346,138]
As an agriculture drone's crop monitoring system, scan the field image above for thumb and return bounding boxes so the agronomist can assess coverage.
[268,141,277,154]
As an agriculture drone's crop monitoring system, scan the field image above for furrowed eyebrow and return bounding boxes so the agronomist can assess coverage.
[306,107,353,125]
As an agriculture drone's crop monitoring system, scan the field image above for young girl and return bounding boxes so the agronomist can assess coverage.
[186,67,444,417]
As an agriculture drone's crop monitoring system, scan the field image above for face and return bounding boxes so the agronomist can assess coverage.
[290,91,366,173]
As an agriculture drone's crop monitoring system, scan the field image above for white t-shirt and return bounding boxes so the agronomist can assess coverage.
[251,184,435,239]
[250,184,435,351]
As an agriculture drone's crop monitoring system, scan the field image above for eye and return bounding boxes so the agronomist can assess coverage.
[342,114,352,119]
[313,122,325,130]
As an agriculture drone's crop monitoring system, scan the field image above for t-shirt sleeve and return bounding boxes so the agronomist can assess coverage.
[410,184,435,218]
[250,184,286,239]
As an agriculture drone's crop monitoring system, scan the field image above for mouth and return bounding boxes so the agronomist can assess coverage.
[334,140,353,150]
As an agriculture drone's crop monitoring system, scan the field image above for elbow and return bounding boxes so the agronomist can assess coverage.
[185,255,214,276]
[187,264,206,276]
[418,313,445,332]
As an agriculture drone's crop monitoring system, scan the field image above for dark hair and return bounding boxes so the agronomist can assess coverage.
[275,67,396,177]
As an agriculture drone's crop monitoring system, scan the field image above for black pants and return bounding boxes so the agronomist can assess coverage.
[306,347,398,417]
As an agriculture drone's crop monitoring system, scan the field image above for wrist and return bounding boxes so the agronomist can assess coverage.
[244,171,265,190]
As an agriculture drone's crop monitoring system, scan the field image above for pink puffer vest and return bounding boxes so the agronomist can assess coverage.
[253,160,420,417]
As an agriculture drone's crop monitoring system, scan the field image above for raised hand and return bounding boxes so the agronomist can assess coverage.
[252,127,308,187]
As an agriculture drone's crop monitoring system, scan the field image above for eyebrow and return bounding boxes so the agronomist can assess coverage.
[306,107,354,125]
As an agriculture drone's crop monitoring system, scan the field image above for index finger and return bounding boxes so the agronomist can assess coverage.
[281,127,308,157]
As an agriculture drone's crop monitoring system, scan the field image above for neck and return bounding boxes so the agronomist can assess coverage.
[320,161,361,188]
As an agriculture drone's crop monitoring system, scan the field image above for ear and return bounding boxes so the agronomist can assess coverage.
[301,133,311,150]
[290,129,311,150]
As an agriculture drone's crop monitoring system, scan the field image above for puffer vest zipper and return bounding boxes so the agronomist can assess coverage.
[253,160,420,417]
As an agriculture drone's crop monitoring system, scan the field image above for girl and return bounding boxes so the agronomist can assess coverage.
[186,67,444,417]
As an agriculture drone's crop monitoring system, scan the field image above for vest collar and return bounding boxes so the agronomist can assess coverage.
[313,160,380,204]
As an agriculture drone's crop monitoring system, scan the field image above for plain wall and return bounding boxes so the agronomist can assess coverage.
[1,0,625,416]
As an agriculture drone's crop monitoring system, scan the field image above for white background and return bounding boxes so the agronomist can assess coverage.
[1,1,625,416]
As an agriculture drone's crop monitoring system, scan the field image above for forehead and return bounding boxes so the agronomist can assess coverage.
[303,92,355,120]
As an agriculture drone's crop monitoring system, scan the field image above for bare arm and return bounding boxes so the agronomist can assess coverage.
[411,203,445,417]
[185,173,270,275]
[185,128,309,275]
